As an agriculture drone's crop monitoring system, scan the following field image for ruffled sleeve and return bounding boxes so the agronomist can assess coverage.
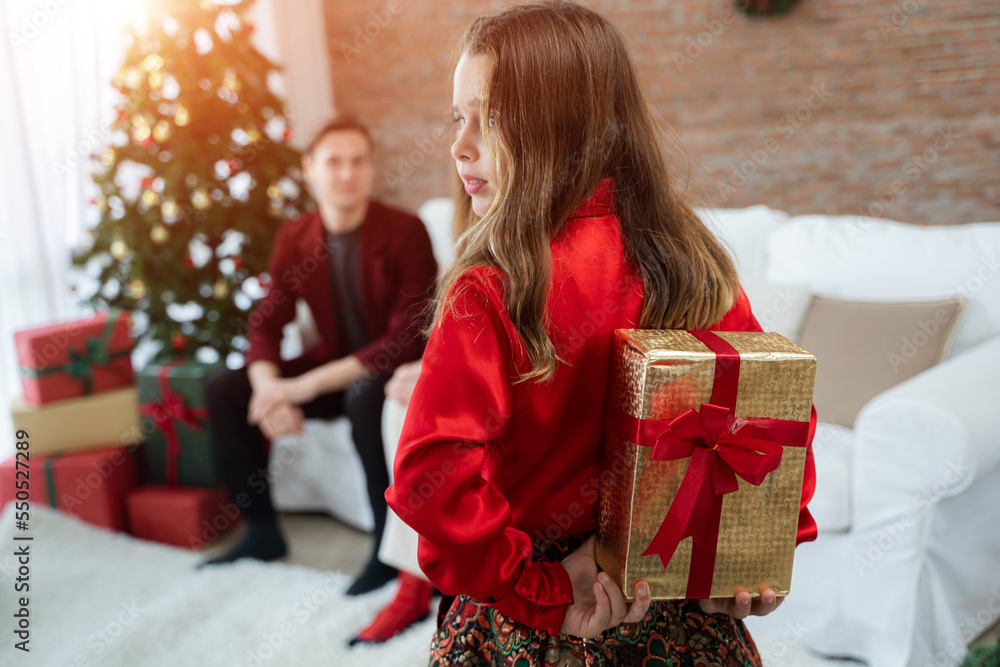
[385,267,575,635]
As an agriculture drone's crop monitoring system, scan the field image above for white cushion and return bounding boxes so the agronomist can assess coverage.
[808,422,854,534]
[765,215,1000,359]
[740,279,812,343]
[418,197,456,277]
[697,205,791,284]
[269,417,374,531]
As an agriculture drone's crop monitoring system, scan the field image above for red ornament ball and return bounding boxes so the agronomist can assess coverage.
[141,177,156,190]
[183,255,195,268]
[171,333,188,351]
[227,159,240,173]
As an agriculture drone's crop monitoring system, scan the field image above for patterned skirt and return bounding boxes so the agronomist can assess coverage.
[428,535,763,667]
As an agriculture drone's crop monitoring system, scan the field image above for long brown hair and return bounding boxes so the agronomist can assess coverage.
[431,1,739,384]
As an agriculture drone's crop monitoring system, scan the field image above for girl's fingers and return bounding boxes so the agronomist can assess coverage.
[591,581,611,635]
[622,580,651,624]
[598,572,628,624]
[732,590,752,619]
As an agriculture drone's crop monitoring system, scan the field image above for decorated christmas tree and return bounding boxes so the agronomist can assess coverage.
[73,0,311,361]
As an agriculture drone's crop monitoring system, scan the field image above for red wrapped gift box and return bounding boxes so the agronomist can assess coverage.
[0,445,139,532]
[15,310,134,406]
[125,485,237,548]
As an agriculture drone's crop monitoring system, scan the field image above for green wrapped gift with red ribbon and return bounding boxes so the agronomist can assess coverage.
[0,445,139,531]
[15,310,134,406]
[137,357,223,487]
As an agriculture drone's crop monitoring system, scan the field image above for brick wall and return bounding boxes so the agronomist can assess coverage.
[321,0,999,224]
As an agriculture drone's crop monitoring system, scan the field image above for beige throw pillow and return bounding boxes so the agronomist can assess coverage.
[797,295,967,427]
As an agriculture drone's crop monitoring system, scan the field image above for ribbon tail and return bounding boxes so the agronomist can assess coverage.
[686,493,723,598]
[641,449,709,568]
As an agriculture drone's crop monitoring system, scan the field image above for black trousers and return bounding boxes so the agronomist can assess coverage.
[205,358,392,544]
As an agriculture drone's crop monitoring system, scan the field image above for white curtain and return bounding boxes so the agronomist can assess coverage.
[0,0,334,458]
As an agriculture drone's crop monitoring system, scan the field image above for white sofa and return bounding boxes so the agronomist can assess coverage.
[702,206,1000,667]
[269,200,1000,667]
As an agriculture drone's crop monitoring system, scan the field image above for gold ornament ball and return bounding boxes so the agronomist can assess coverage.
[150,224,169,244]
[246,128,261,143]
[100,148,116,166]
[141,189,160,208]
[161,199,180,219]
[140,53,164,73]
[152,120,171,142]
[174,106,190,127]
[133,124,151,143]
[192,189,212,210]
[212,279,229,300]
[266,184,282,200]
[110,239,129,260]
[222,71,240,92]
[147,71,163,90]
[129,279,147,300]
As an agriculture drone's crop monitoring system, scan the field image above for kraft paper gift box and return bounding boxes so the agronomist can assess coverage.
[10,388,143,456]
[125,485,234,548]
[15,310,134,406]
[596,329,816,600]
[0,445,139,532]
[137,357,223,487]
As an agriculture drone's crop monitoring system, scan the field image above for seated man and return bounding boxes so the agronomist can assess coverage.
[201,116,438,597]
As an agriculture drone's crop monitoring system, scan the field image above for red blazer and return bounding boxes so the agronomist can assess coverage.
[244,201,438,375]
[386,179,817,635]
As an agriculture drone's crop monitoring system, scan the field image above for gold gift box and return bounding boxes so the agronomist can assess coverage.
[596,330,816,600]
[11,387,143,456]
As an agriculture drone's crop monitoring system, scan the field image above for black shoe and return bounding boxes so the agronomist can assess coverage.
[345,559,398,596]
[199,518,287,567]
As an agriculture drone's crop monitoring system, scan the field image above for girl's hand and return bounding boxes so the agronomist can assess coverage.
[560,535,652,639]
[699,586,784,619]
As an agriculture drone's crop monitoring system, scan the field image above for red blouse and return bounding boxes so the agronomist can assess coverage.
[386,179,818,636]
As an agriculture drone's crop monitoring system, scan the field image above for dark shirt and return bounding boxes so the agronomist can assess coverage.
[326,225,370,355]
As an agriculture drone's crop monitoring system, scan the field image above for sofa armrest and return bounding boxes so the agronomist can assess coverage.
[850,335,1000,529]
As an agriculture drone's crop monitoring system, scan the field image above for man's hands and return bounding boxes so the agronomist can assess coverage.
[247,376,315,439]
[248,375,318,425]
[699,586,784,619]
[255,402,306,440]
[560,535,652,639]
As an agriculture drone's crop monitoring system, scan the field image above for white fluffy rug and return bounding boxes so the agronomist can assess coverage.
[0,507,850,667]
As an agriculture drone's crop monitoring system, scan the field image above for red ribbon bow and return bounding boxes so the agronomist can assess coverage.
[641,402,783,567]
[140,359,207,485]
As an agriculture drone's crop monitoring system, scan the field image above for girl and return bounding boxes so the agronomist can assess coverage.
[386,3,817,665]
